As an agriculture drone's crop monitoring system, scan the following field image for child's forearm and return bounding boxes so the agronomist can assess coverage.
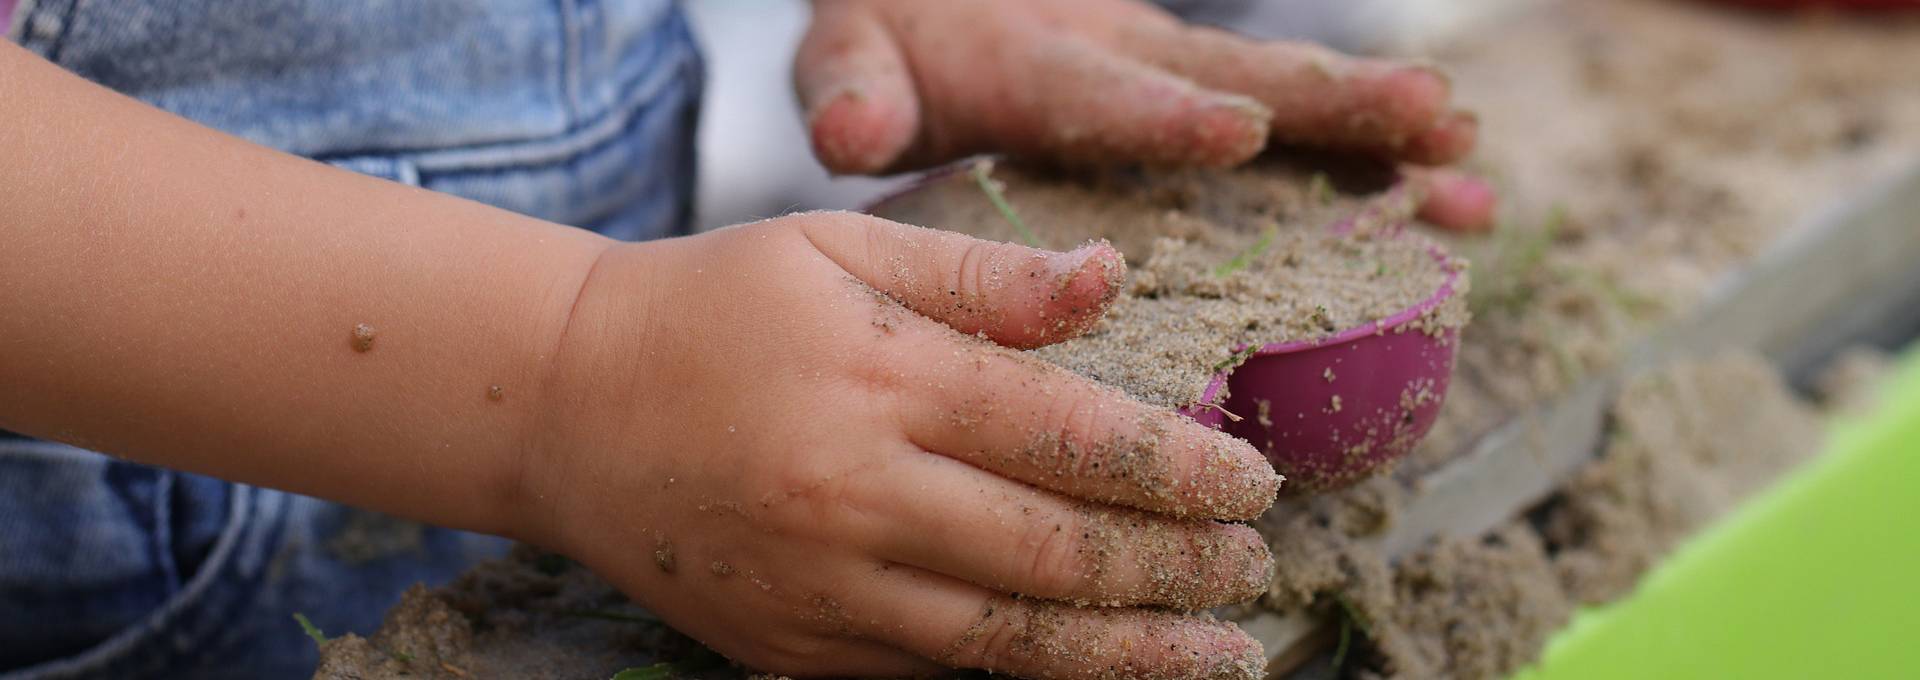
[0,42,609,541]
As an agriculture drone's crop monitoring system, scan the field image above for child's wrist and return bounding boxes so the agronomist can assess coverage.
[492,239,674,551]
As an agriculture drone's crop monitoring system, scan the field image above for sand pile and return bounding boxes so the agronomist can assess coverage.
[871,159,1467,410]
[1257,352,1835,679]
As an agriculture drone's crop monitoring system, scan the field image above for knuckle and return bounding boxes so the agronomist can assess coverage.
[945,599,1073,672]
[1017,512,1088,597]
[959,600,1031,666]
[955,239,995,299]
[1036,390,1106,477]
[841,336,914,394]
[929,239,1003,330]
[759,451,862,532]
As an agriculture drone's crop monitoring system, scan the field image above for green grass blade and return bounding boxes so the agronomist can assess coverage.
[969,160,1043,248]
[1212,344,1262,373]
[1213,225,1279,278]
[293,612,328,647]
[610,664,674,680]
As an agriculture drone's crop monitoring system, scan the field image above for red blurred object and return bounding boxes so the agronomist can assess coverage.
[1703,0,1920,10]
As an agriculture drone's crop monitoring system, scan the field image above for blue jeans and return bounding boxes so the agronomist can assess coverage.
[2,1,702,677]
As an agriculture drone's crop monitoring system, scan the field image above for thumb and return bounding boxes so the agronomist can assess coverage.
[794,1,922,175]
[799,212,1126,350]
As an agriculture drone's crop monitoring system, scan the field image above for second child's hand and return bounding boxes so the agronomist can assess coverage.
[796,0,1497,231]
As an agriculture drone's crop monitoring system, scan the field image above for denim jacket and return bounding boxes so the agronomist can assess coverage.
[1,2,701,677]
[9,0,701,240]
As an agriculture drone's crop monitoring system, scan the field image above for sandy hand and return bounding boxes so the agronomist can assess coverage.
[794,0,1496,231]
[521,212,1281,679]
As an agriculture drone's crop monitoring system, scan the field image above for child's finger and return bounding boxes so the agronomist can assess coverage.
[795,0,923,174]
[1000,35,1272,168]
[909,350,1279,520]
[1406,166,1498,233]
[854,450,1271,609]
[847,567,1267,680]
[799,212,1126,350]
[1127,24,1461,162]
[1401,110,1480,167]
[872,318,1279,520]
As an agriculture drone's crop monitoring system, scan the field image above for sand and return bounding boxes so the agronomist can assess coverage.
[1255,352,1834,679]
[1409,0,1920,471]
[314,1,1920,677]
[310,352,1857,680]
[871,158,1467,410]
[313,547,727,680]
[1250,1,1920,674]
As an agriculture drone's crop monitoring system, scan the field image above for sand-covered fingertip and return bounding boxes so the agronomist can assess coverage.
[1145,415,1283,522]
[1068,507,1277,610]
[1023,240,1129,347]
[1055,407,1281,522]
[1138,613,1268,680]
[1177,94,1274,168]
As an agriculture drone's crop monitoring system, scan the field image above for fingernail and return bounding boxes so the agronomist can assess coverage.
[1438,110,1480,145]
[1047,242,1126,298]
[1216,94,1275,126]
[808,87,899,175]
[805,86,865,125]
[1403,62,1453,94]
[1188,95,1272,168]
[1228,524,1277,596]
[1045,243,1101,280]
[1206,632,1267,680]
[1181,620,1266,680]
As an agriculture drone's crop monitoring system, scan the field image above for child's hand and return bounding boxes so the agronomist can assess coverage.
[0,43,1275,678]
[794,0,1494,231]
[520,212,1282,678]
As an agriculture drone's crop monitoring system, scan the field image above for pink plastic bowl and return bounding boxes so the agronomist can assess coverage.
[1176,234,1461,492]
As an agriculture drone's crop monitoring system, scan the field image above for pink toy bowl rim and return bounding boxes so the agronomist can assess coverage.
[1187,193,1460,413]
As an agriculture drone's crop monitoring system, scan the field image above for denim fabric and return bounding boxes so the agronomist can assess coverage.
[2,1,701,677]
[0,441,509,679]
[11,0,701,241]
